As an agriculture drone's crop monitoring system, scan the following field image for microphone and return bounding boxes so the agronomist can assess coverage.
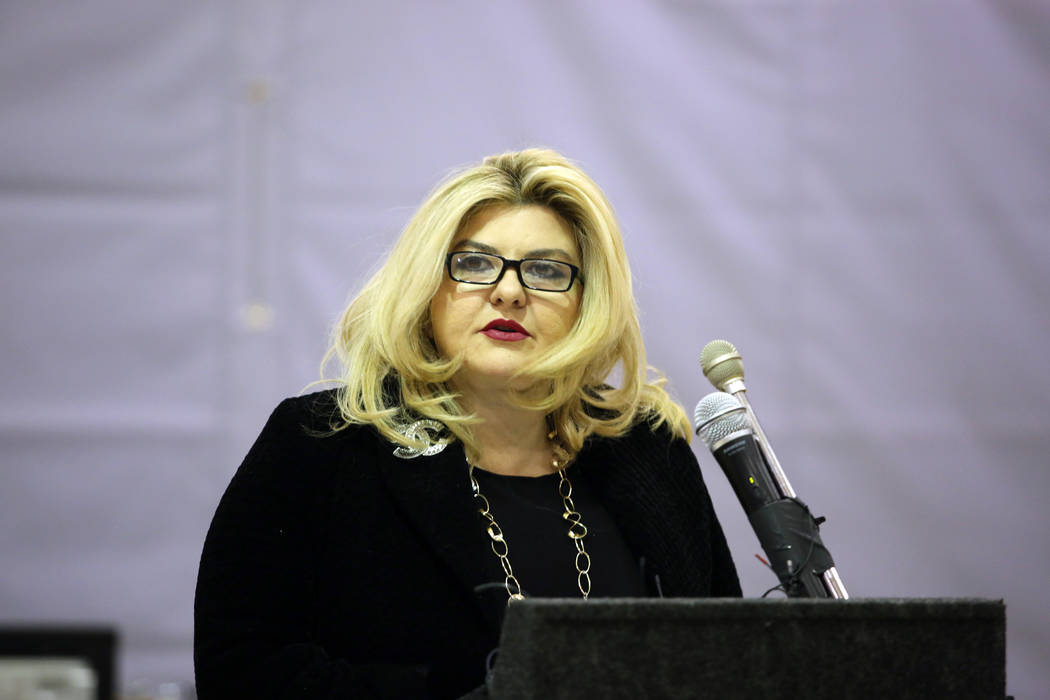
[694,392,780,514]
[695,392,838,598]
[700,340,793,498]
[699,339,745,393]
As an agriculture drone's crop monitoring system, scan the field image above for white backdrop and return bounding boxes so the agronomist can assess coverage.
[1,1,1047,696]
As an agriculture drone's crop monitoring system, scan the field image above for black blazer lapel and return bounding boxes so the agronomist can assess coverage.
[376,439,506,631]
[579,428,692,596]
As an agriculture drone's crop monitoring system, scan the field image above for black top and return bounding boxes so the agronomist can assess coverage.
[194,390,741,700]
[471,464,647,599]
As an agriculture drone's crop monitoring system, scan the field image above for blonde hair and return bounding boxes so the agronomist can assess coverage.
[321,148,690,460]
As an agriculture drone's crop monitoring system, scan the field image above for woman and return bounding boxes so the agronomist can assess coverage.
[194,148,741,699]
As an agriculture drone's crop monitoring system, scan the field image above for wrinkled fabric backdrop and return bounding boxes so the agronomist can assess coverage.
[1,1,1047,697]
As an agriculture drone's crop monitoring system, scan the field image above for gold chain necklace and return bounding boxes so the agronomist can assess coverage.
[468,456,592,602]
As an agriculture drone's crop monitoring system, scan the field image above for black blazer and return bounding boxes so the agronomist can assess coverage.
[194,391,740,699]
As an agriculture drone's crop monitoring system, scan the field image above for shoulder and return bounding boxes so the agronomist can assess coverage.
[254,389,374,446]
[581,413,694,471]
[264,388,341,432]
[235,390,379,487]
[591,413,682,448]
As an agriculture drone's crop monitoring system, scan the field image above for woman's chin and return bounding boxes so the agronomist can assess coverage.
[453,366,538,395]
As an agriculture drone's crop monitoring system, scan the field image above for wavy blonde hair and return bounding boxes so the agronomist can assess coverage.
[321,148,690,460]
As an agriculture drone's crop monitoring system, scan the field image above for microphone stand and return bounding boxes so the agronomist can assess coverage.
[722,376,849,599]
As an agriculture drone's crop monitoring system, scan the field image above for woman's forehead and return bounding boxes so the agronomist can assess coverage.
[451,204,579,260]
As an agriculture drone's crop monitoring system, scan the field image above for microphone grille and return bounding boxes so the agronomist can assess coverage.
[700,339,744,390]
[693,391,750,450]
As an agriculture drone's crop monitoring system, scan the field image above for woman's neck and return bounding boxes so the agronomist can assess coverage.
[461,392,555,477]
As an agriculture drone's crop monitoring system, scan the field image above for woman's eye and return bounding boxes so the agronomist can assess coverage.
[459,254,495,271]
[526,261,568,280]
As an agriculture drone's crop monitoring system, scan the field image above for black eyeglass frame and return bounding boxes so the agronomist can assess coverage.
[445,251,582,292]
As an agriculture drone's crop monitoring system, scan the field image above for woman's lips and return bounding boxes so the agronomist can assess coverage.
[481,319,530,341]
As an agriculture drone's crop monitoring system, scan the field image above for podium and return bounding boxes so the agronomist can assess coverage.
[487,598,1005,699]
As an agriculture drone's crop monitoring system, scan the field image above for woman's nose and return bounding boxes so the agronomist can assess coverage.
[489,265,527,307]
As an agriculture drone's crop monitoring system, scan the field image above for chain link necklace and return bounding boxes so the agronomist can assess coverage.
[468,454,592,602]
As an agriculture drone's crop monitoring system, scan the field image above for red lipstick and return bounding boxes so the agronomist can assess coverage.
[481,318,530,341]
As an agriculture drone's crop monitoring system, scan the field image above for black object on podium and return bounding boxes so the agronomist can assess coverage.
[487,598,1005,700]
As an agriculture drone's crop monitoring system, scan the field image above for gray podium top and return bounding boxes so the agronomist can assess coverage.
[488,598,1006,700]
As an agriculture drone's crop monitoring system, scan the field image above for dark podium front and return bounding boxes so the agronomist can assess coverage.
[487,598,1005,699]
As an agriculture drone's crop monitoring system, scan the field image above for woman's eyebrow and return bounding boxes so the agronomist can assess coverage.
[453,240,576,261]
[527,247,575,261]
[452,239,499,254]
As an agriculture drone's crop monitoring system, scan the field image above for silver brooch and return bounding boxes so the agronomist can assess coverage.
[392,419,448,459]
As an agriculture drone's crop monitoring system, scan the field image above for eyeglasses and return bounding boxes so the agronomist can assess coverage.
[445,251,581,292]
